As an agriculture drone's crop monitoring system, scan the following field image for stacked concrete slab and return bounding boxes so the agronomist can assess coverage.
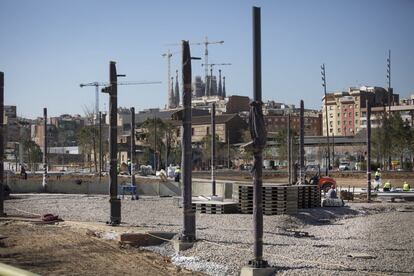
[237,185,298,215]
[297,185,321,208]
[192,201,239,214]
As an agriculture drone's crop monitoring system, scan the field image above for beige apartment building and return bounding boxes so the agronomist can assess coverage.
[322,86,395,136]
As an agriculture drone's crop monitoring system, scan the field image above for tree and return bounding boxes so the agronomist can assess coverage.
[22,139,42,171]
[200,134,226,168]
[78,125,98,172]
[140,118,180,169]
[275,128,298,163]
[371,112,413,169]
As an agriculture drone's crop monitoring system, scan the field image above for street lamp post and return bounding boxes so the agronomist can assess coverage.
[321,64,330,176]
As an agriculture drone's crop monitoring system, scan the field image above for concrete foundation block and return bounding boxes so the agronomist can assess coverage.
[172,240,194,252]
[240,266,277,276]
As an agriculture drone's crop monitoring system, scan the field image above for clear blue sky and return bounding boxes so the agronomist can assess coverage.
[1,0,413,119]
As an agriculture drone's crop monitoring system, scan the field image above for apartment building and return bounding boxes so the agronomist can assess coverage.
[322,86,397,136]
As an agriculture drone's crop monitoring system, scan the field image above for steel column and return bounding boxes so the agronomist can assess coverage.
[154,116,157,171]
[108,61,121,225]
[99,111,103,178]
[42,108,48,192]
[211,103,216,196]
[321,64,330,176]
[130,107,136,187]
[0,72,4,216]
[299,100,304,184]
[251,6,267,267]
[181,40,195,242]
[366,100,372,202]
[287,113,292,184]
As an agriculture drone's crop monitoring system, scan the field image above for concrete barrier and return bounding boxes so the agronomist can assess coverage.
[8,175,236,198]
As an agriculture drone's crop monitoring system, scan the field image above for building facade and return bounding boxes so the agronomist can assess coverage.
[322,86,398,136]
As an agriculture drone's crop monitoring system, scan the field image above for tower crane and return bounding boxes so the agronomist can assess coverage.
[201,63,232,69]
[162,49,180,108]
[165,37,224,97]
[192,37,224,96]
[79,81,161,122]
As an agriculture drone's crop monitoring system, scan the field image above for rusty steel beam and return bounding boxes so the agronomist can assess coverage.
[108,61,121,225]
[180,40,196,242]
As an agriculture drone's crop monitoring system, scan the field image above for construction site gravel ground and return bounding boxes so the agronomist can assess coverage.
[2,194,414,275]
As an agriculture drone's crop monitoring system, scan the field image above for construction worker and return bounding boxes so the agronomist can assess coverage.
[383,181,391,192]
[326,186,337,199]
[375,168,381,181]
[127,159,132,175]
[403,181,410,192]
[174,166,181,182]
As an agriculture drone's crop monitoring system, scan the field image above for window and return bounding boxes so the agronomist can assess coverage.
[349,121,352,125]
[206,127,210,135]
[191,128,194,136]
[355,120,359,125]
[337,113,340,117]
[344,113,347,117]
[355,112,359,117]
[329,128,333,133]
[338,128,341,133]
[349,112,352,117]
[337,121,340,125]
[176,128,180,137]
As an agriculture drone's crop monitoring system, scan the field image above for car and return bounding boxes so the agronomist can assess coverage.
[339,162,350,171]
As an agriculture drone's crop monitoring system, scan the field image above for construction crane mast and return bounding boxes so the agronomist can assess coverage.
[162,49,175,109]
[192,37,224,96]
[80,81,161,122]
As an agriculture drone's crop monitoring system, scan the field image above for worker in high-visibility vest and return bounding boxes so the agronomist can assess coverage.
[375,168,382,181]
[403,181,410,192]
[383,181,391,192]
[174,167,181,182]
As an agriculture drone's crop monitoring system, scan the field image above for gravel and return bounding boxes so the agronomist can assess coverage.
[5,194,414,275]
